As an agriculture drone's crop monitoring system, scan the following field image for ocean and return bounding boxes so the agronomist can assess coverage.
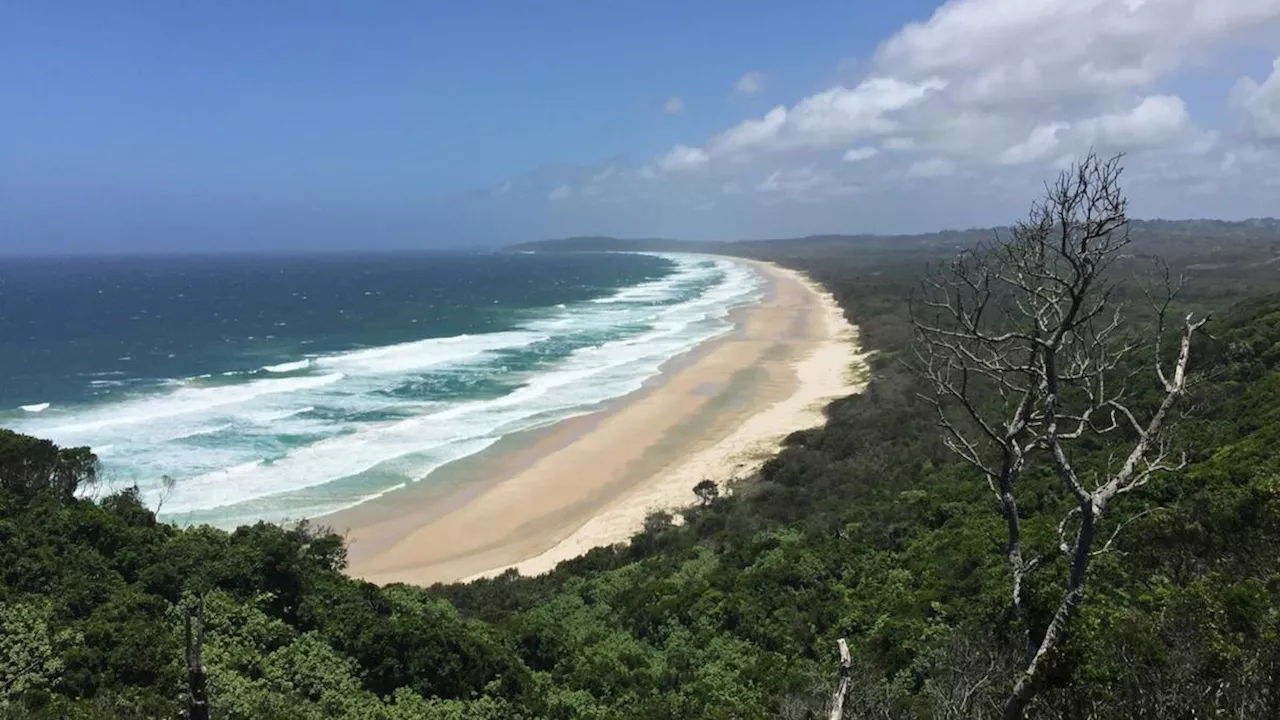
[0,251,762,526]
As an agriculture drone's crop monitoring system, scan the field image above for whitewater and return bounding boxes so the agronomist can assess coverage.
[6,254,762,526]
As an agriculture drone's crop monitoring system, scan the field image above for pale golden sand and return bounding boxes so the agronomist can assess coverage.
[331,259,865,585]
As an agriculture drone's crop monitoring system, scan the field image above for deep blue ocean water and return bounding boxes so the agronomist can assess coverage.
[0,252,761,526]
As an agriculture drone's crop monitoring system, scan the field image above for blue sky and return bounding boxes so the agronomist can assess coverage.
[2,1,1278,253]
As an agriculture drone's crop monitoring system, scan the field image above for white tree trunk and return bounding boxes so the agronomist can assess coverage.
[829,638,853,720]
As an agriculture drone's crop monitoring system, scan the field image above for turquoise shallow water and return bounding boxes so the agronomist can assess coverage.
[0,251,762,526]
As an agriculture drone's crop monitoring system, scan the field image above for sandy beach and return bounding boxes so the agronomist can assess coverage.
[332,258,865,585]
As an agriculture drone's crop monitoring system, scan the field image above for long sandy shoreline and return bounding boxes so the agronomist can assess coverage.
[331,258,865,585]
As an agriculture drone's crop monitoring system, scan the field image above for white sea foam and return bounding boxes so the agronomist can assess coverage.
[262,359,311,373]
[12,254,764,526]
[22,373,345,437]
[19,403,50,413]
[314,330,546,375]
[250,406,316,423]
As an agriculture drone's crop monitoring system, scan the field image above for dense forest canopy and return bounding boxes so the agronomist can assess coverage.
[3,208,1279,718]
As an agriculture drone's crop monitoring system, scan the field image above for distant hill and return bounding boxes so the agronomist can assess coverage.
[507,236,723,253]
[506,231,1001,261]
[509,218,1280,260]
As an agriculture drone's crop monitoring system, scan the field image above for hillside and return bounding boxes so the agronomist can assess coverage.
[3,216,1280,719]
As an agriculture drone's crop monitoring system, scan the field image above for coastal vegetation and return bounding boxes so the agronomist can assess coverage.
[3,161,1280,717]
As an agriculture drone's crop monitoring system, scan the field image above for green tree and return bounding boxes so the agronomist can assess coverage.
[0,601,78,712]
[693,480,720,506]
[0,429,97,503]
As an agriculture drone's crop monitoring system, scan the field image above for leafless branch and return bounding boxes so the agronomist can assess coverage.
[1093,508,1159,556]
[909,152,1202,720]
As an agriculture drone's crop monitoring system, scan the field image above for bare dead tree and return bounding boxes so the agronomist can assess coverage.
[829,638,853,720]
[155,474,177,516]
[910,153,1205,720]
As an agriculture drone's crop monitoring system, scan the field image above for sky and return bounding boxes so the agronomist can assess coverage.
[2,1,1279,254]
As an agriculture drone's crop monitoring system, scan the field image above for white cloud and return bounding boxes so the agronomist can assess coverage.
[990,96,1206,167]
[705,107,788,156]
[874,0,1280,111]
[907,157,957,178]
[644,0,1280,185]
[997,122,1069,165]
[736,71,765,95]
[647,76,945,173]
[605,0,1280,219]
[1076,95,1193,151]
[548,185,573,200]
[756,166,863,201]
[844,146,880,162]
[1233,57,1280,142]
[664,97,685,115]
[653,144,709,174]
[866,0,1279,166]
[722,76,946,151]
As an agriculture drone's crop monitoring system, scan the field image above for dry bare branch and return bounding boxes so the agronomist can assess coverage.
[910,152,1202,720]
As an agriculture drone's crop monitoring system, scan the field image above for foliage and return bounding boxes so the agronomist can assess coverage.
[0,429,97,503]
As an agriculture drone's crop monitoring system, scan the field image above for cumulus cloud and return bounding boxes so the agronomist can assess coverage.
[735,71,765,95]
[1076,95,1195,151]
[875,0,1280,109]
[642,0,1280,199]
[547,185,573,200]
[664,97,685,115]
[716,76,947,151]
[843,147,880,162]
[869,0,1277,163]
[647,76,945,172]
[1233,57,1280,142]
